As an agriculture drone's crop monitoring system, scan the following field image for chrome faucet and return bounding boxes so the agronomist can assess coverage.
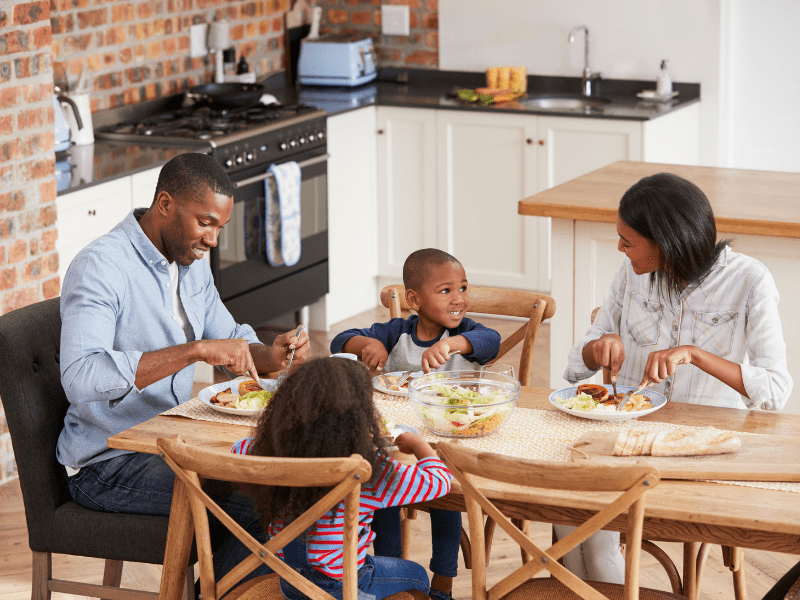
[568,25,601,97]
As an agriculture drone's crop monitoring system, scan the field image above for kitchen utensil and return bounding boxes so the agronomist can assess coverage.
[297,34,377,86]
[184,82,268,109]
[617,380,653,411]
[277,324,305,385]
[611,376,617,398]
[549,384,667,422]
[395,371,412,388]
[62,93,94,145]
[408,370,520,438]
[570,430,800,482]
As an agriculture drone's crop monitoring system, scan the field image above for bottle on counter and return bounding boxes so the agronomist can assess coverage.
[223,48,236,77]
[237,55,250,74]
[656,59,672,96]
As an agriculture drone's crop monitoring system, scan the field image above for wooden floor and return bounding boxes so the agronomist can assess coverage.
[0,306,796,600]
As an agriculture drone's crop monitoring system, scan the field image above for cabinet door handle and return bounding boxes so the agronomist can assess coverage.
[526,138,533,145]
[377,129,384,135]
[538,139,545,146]
[88,209,96,216]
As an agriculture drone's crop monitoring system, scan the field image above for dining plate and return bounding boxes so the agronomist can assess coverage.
[198,379,278,416]
[372,371,423,397]
[549,384,667,421]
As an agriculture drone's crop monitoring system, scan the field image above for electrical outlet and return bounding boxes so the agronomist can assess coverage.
[190,23,208,58]
[382,5,410,36]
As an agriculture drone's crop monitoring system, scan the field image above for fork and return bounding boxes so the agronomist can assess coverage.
[617,380,653,411]
[277,324,305,385]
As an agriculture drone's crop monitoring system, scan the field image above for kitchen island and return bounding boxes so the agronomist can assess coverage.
[518,160,800,414]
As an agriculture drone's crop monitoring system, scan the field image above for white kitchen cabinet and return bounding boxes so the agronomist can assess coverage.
[130,166,161,209]
[309,107,380,330]
[376,107,438,280]
[56,177,132,287]
[376,104,700,293]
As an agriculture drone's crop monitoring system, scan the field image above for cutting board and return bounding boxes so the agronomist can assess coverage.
[570,431,800,481]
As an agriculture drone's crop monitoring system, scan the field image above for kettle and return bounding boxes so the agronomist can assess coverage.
[53,95,73,153]
[61,93,94,145]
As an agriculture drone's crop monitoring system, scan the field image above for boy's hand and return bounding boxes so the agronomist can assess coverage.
[421,340,454,373]
[360,338,389,372]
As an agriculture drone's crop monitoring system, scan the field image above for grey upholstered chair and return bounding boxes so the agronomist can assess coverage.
[0,297,196,600]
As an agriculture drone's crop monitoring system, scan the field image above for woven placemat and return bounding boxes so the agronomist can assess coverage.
[161,393,800,493]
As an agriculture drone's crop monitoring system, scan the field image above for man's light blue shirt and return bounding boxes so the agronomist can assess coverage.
[57,209,261,469]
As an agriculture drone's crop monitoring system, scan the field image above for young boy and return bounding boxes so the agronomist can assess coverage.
[330,248,501,600]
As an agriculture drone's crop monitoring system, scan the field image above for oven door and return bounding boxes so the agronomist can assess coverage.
[211,147,329,326]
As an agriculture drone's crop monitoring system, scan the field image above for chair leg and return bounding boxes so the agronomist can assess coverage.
[183,565,195,600]
[641,540,683,595]
[460,527,472,570]
[100,559,124,600]
[484,517,497,565]
[31,551,52,600]
[683,542,700,600]
[511,519,531,565]
[722,546,749,600]
[400,508,418,560]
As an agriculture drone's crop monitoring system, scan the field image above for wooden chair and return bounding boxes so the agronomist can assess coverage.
[379,284,556,386]
[157,436,431,600]
[437,441,689,600]
[0,297,196,600]
[590,306,746,600]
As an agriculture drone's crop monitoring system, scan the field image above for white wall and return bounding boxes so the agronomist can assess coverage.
[440,0,800,173]
[727,0,800,173]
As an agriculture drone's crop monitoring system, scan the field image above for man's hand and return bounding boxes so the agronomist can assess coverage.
[270,328,310,369]
[360,338,389,372]
[584,334,625,381]
[421,340,454,373]
[199,338,258,379]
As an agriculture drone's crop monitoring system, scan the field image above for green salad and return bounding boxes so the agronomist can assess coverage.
[235,389,273,410]
[416,383,512,437]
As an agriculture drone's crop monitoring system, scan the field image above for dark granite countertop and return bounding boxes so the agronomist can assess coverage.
[58,69,699,196]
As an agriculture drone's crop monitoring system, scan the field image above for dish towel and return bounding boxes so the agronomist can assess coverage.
[264,161,301,267]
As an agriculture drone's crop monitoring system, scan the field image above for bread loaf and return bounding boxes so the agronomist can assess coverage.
[612,428,741,457]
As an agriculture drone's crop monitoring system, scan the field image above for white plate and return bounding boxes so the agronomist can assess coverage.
[549,384,667,422]
[372,371,423,397]
[198,379,278,416]
[636,90,679,102]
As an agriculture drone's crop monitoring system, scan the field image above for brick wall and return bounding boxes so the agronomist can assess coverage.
[318,0,438,68]
[0,0,60,485]
[50,0,291,112]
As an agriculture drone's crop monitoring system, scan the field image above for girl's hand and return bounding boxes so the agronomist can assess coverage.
[585,334,625,380]
[394,432,437,459]
[641,346,692,386]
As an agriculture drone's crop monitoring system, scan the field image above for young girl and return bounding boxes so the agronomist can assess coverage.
[559,171,792,582]
[231,357,452,600]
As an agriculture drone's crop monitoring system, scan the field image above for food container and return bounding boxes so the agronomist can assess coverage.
[408,370,519,438]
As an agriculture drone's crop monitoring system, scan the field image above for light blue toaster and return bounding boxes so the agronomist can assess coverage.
[297,35,378,87]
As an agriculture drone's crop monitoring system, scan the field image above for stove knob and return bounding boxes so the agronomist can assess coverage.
[316,131,325,139]
[279,142,287,151]
[235,155,243,164]
[245,152,254,162]
[299,137,307,145]
[308,133,316,141]
[289,139,297,148]
[225,158,234,168]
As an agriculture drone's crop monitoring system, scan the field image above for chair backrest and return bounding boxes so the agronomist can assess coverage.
[379,284,556,386]
[437,441,660,600]
[591,306,613,385]
[0,297,71,550]
[157,436,373,600]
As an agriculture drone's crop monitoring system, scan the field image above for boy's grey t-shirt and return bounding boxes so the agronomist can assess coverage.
[329,315,501,373]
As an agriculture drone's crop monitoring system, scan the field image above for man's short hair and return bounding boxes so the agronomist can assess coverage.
[153,153,235,205]
[402,248,461,291]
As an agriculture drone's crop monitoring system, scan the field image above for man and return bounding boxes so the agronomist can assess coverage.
[57,152,309,581]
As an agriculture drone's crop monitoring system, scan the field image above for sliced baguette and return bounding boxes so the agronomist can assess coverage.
[651,428,741,456]
[612,429,630,456]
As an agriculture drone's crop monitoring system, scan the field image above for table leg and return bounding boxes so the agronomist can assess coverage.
[160,476,195,600]
[683,542,700,600]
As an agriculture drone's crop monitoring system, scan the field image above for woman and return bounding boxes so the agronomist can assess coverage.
[558,172,792,582]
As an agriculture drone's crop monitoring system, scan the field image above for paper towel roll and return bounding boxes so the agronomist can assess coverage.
[208,20,230,50]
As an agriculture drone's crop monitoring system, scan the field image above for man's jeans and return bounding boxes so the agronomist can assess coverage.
[66,452,271,584]
[279,537,429,600]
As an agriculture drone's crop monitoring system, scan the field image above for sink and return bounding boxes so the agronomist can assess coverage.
[520,95,611,110]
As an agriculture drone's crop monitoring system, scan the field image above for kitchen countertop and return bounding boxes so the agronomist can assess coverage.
[58,69,700,196]
[518,160,800,238]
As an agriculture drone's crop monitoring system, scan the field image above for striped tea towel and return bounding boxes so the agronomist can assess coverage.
[265,161,301,267]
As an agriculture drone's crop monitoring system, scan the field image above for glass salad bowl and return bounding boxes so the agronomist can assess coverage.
[407,370,520,438]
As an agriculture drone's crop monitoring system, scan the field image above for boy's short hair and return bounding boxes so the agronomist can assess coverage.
[402,248,461,291]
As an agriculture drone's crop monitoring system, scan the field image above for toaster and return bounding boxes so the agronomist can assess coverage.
[297,35,377,87]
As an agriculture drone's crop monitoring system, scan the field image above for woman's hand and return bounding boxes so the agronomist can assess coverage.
[640,346,692,386]
[583,334,625,380]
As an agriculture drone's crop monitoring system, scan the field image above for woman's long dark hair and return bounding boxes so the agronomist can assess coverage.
[247,357,390,529]
[618,172,729,301]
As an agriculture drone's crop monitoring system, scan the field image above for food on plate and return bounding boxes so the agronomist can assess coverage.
[210,387,273,410]
[379,417,396,437]
[557,391,652,413]
[380,371,439,392]
[612,428,741,456]
[415,383,512,437]
[577,384,610,403]
[238,380,263,395]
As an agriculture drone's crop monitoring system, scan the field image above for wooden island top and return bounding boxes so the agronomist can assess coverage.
[518,161,800,239]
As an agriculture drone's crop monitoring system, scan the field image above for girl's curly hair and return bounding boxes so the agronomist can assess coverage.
[247,357,390,529]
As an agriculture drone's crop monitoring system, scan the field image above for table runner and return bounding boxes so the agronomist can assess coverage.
[162,393,800,493]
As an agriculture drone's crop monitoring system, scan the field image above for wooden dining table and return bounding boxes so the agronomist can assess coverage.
[108,387,800,600]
